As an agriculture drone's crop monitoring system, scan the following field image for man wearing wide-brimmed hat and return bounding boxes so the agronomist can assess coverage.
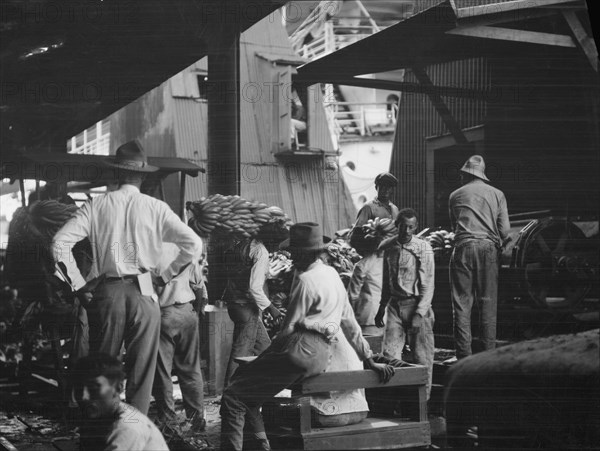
[219,223,395,451]
[449,155,510,360]
[53,140,202,415]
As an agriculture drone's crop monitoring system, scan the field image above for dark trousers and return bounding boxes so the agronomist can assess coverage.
[224,303,271,386]
[153,302,204,425]
[220,330,331,451]
[450,240,499,359]
[87,279,160,414]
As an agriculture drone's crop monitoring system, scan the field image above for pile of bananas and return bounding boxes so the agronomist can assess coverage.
[325,239,362,287]
[425,229,456,252]
[186,194,291,239]
[361,217,397,241]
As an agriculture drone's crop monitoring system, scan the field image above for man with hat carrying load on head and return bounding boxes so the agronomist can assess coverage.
[52,140,202,415]
[348,172,400,254]
[219,222,395,451]
[346,172,400,335]
[449,155,510,360]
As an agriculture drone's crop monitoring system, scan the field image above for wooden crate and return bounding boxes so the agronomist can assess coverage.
[264,365,431,450]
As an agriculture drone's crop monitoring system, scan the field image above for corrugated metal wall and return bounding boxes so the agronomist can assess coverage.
[390,48,599,227]
[172,94,355,236]
[389,57,489,224]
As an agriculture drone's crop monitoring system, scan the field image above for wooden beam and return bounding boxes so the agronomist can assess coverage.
[458,8,556,27]
[314,76,491,101]
[293,366,428,395]
[412,66,468,145]
[446,25,576,48]
[456,0,579,19]
[562,10,599,71]
[425,124,486,151]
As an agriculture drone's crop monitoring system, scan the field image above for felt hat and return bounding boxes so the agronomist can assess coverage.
[279,222,331,252]
[105,140,159,173]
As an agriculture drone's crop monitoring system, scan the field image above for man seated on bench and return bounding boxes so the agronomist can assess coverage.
[220,223,396,451]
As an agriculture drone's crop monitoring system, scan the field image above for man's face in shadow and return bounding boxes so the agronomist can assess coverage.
[376,184,394,203]
[75,375,122,420]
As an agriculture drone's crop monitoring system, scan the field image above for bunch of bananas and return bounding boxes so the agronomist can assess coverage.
[361,217,397,240]
[268,251,294,279]
[425,229,455,251]
[186,194,291,240]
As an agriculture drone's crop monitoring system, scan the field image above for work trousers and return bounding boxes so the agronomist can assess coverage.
[224,303,271,386]
[450,240,499,359]
[153,302,204,426]
[382,299,435,399]
[220,330,332,451]
[86,279,160,415]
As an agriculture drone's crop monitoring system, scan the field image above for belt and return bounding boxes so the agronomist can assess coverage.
[390,295,418,304]
[226,300,252,305]
[105,275,139,282]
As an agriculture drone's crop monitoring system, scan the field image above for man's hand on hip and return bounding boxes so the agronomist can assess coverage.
[76,290,93,308]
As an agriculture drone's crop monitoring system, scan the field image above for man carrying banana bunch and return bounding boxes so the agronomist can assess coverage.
[347,217,397,337]
[348,172,399,255]
[222,218,286,387]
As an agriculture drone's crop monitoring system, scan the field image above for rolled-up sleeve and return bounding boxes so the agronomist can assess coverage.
[380,255,391,307]
[346,260,366,307]
[497,193,510,242]
[280,273,312,336]
[416,241,435,317]
[340,299,373,361]
[248,242,271,311]
[52,203,92,291]
[160,208,202,282]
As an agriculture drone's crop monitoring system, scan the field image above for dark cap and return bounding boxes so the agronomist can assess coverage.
[374,172,398,187]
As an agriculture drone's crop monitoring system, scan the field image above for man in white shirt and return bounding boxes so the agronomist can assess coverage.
[152,245,207,444]
[220,223,395,451]
[73,353,169,451]
[52,140,202,414]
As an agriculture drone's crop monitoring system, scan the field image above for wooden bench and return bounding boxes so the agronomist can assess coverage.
[259,362,431,450]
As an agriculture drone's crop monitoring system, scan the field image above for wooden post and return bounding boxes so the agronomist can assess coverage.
[179,173,187,221]
[19,179,26,207]
[206,18,241,302]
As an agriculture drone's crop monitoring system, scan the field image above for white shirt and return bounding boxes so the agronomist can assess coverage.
[104,402,169,451]
[156,242,205,308]
[52,184,202,291]
[282,260,373,361]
